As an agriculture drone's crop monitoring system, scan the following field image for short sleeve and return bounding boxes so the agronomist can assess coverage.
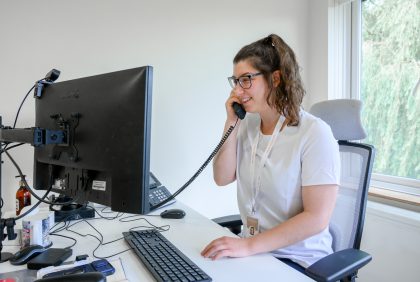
[301,119,340,186]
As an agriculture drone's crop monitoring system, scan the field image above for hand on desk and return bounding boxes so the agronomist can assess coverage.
[201,236,252,260]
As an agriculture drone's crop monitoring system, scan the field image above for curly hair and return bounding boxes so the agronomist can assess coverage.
[233,34,305,126]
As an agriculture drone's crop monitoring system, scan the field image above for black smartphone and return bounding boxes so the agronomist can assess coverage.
[232,102,246,119]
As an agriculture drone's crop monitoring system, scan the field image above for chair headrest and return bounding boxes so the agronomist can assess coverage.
[309,99,367,141]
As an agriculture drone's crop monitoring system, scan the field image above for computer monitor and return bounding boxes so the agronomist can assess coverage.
[33,66,153,214]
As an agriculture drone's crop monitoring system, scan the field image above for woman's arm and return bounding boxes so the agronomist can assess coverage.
[212,91,242,186]
[201,184,338,259]
[212,121,239,186]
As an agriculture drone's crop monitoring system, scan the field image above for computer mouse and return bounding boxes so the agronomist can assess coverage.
[160,209,186,219]
[9,244,46,265]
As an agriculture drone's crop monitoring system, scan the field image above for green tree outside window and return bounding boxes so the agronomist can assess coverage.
[361,0,419,180]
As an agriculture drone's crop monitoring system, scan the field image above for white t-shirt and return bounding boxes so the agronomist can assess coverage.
[236,110,340,268]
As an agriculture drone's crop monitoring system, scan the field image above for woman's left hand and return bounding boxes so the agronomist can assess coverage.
[201,236,253,260]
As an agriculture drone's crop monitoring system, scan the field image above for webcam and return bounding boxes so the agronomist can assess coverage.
[44,69,60,82]
[34,68,61,98]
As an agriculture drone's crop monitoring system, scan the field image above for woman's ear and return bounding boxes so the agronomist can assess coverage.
[272,70,281,87]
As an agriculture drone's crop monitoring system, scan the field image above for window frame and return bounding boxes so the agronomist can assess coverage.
[329,0,420,205]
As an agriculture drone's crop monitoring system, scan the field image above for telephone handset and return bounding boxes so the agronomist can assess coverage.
[232,102,246,120]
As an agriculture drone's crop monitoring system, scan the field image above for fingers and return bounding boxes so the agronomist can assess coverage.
[213,249,231,260]
[226,91,240,107]
[201,238,223,259]
[201,236,244,260]
[226,92,242,122]
[201,237,228,260]
[229,88,238,98]
[229,89,241,103]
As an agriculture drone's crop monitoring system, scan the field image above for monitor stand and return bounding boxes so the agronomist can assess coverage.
[0,218,17,263]
[0,118,13,263]
[50,197,95,222]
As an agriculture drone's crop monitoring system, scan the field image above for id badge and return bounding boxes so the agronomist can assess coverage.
[246,215,260,237]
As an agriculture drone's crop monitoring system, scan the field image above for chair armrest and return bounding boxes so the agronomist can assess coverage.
[212,214,242,227]
[305,248,372,282]
[212,214,243,235]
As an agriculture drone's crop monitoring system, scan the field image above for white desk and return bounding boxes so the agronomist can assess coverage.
[1,202,313,281]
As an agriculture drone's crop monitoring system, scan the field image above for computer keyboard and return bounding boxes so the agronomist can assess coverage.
[123,229,212,282]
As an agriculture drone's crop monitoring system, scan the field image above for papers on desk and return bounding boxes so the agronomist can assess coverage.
[106,258,129,282]
[36,257,128,282]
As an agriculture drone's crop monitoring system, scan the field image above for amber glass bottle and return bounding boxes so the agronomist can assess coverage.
[15,175,31,216]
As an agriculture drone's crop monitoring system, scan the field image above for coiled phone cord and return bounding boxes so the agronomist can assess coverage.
[152,118,239,210]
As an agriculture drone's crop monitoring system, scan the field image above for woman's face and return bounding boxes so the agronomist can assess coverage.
[232,60,270,114]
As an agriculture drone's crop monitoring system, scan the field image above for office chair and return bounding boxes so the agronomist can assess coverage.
[213,99,375,282]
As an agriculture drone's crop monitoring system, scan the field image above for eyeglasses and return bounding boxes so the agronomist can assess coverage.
[227,72,262,89]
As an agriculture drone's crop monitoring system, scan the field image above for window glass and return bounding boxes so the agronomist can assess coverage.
[361,0,419,180]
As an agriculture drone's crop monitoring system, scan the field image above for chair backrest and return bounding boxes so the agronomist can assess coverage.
[310,99,375,252]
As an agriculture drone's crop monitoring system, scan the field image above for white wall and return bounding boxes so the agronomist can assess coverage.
[0,0,318,218]
[307,0,329,107]
[359,202,420,282]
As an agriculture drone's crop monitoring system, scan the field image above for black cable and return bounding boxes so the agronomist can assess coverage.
[0,142,25,207]
[0,143,24,154]
[63,218,120,259]
[95,206,121,219]
[129,224,170,233]
[122,214,161,219]
[152,118,239,210]
[0,75,52,212]
[55,211,170,259]
[15,186,52,220]
[50,220,71,234]
[3,149,81,222]
[49,233,77,249]
[12,84,36,129]
[11,75,56,128]
[100,206,113,213]
[1,75,57,213]
[119,214,159,222]
[3,149,77,206]
[119,216,170,232]
[2,149,53,220]
[93,247,133,259]
[93,207,124,220]
[63,219,105,258]
[97,206,125,219]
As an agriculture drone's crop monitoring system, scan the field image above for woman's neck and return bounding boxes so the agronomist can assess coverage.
[260,110,281,135]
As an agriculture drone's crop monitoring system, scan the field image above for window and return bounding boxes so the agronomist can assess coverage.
[329,0,419,201]
[360,0,419,195]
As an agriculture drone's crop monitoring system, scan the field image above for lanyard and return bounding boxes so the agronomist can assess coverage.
[249,117,287,215]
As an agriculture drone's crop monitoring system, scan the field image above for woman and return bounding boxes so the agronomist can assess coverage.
[201,34,340,270]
